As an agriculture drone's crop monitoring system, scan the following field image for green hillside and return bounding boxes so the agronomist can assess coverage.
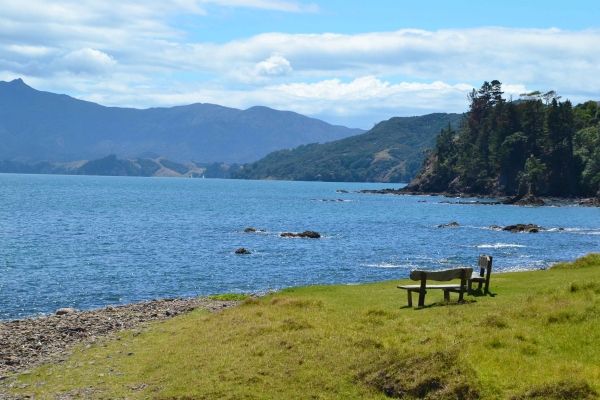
[232,113,462,183]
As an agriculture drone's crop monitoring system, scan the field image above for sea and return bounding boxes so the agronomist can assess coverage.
[1,173,599,321]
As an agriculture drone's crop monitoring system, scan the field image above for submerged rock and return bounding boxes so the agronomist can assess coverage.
[235,248,251,254]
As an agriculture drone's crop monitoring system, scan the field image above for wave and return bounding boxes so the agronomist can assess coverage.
[473,243,526,249]
[360,262,414,269]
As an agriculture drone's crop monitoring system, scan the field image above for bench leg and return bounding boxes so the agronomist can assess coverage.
[418,290,426,307]
[444,290,450,302]
[468,280,473,294]
[458,290,464,303]
[407,290,413,307]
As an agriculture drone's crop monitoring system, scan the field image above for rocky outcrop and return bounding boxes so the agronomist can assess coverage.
[280,231,321,239]
[235,248,251,254]
[498,224,547,233]
[502,194,546,206]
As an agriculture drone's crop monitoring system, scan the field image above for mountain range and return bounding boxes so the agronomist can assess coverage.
[0,79,365,164]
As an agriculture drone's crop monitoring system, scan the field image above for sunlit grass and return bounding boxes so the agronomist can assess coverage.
[9,254,600,399]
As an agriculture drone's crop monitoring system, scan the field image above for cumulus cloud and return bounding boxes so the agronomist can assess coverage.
[254,55,293,76]
[51,48,117,75]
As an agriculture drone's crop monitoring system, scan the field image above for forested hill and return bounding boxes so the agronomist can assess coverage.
[232,113,462,183]
[0,79,364,164]
[405,81,600,198]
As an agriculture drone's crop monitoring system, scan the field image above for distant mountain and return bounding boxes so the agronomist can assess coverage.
[0,79,365,163]
[0,154,241,179]
[232,113,462,183]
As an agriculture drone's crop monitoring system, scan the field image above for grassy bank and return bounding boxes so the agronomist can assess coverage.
[9,255,600,399]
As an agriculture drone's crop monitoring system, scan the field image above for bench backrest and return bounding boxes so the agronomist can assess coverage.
[410,267,473,282]
[479,254,493,270]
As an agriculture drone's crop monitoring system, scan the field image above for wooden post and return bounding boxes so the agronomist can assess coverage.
[458,269,466,302]
[418,272,427,307]
[484,255,493,294]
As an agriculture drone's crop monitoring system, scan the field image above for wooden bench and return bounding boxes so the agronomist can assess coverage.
[468,254,493,294]
[397,267,473,307]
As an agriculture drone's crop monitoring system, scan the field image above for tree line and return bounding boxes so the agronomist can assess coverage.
[414,80,600,198]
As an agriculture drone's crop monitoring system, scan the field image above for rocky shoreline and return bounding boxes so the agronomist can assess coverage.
[358,188,599,207]
[0,297,241,379]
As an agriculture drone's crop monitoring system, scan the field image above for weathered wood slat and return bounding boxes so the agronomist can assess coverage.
[478,254,492,269]
[409,267,473,281]
[397,284,462,290]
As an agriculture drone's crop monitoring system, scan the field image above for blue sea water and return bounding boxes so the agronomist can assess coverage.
[1,174,599,320]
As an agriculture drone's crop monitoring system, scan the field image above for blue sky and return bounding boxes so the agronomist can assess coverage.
[1,0,599,128]
[187,0,600,41]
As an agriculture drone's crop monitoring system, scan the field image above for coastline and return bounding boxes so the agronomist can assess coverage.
[358,188,600,207]
[0,297,241,378]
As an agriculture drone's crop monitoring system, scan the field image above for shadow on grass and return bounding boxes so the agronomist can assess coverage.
[468,288,497,298]
[399,299,477,310]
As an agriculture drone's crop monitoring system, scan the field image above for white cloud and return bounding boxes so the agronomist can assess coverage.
[51,48,117,76]
[199,0,320,13]
[254,55,293,77]
[1,1,599,127]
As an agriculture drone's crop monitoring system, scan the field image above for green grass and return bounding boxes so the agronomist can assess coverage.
[551,253,600,270]
[9,254,600,399]
[207,293,250,301]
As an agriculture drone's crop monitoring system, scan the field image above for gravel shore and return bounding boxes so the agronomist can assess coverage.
[0,297,240,379]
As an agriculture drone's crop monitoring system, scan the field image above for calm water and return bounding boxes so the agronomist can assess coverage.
[1,174,599,320]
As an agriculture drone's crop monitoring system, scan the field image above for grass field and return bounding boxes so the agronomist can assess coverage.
[9,254,600,399]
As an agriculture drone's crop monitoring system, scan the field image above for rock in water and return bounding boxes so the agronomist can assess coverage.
[437,222,459,228]
[244,227,256,233]
[299,230,321,238]
[502,224,546,233]
[280,231,321,238]
[55,308,77,315]
[235,248,251,254]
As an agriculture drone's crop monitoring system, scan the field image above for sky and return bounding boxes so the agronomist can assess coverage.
[1,0,600,128]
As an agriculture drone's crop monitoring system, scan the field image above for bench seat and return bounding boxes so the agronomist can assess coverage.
[397,284,462,290]
[397,267,473,307]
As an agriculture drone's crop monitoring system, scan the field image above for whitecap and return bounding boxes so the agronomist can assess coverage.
[360,262,414,269]
[473,243,526,249]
